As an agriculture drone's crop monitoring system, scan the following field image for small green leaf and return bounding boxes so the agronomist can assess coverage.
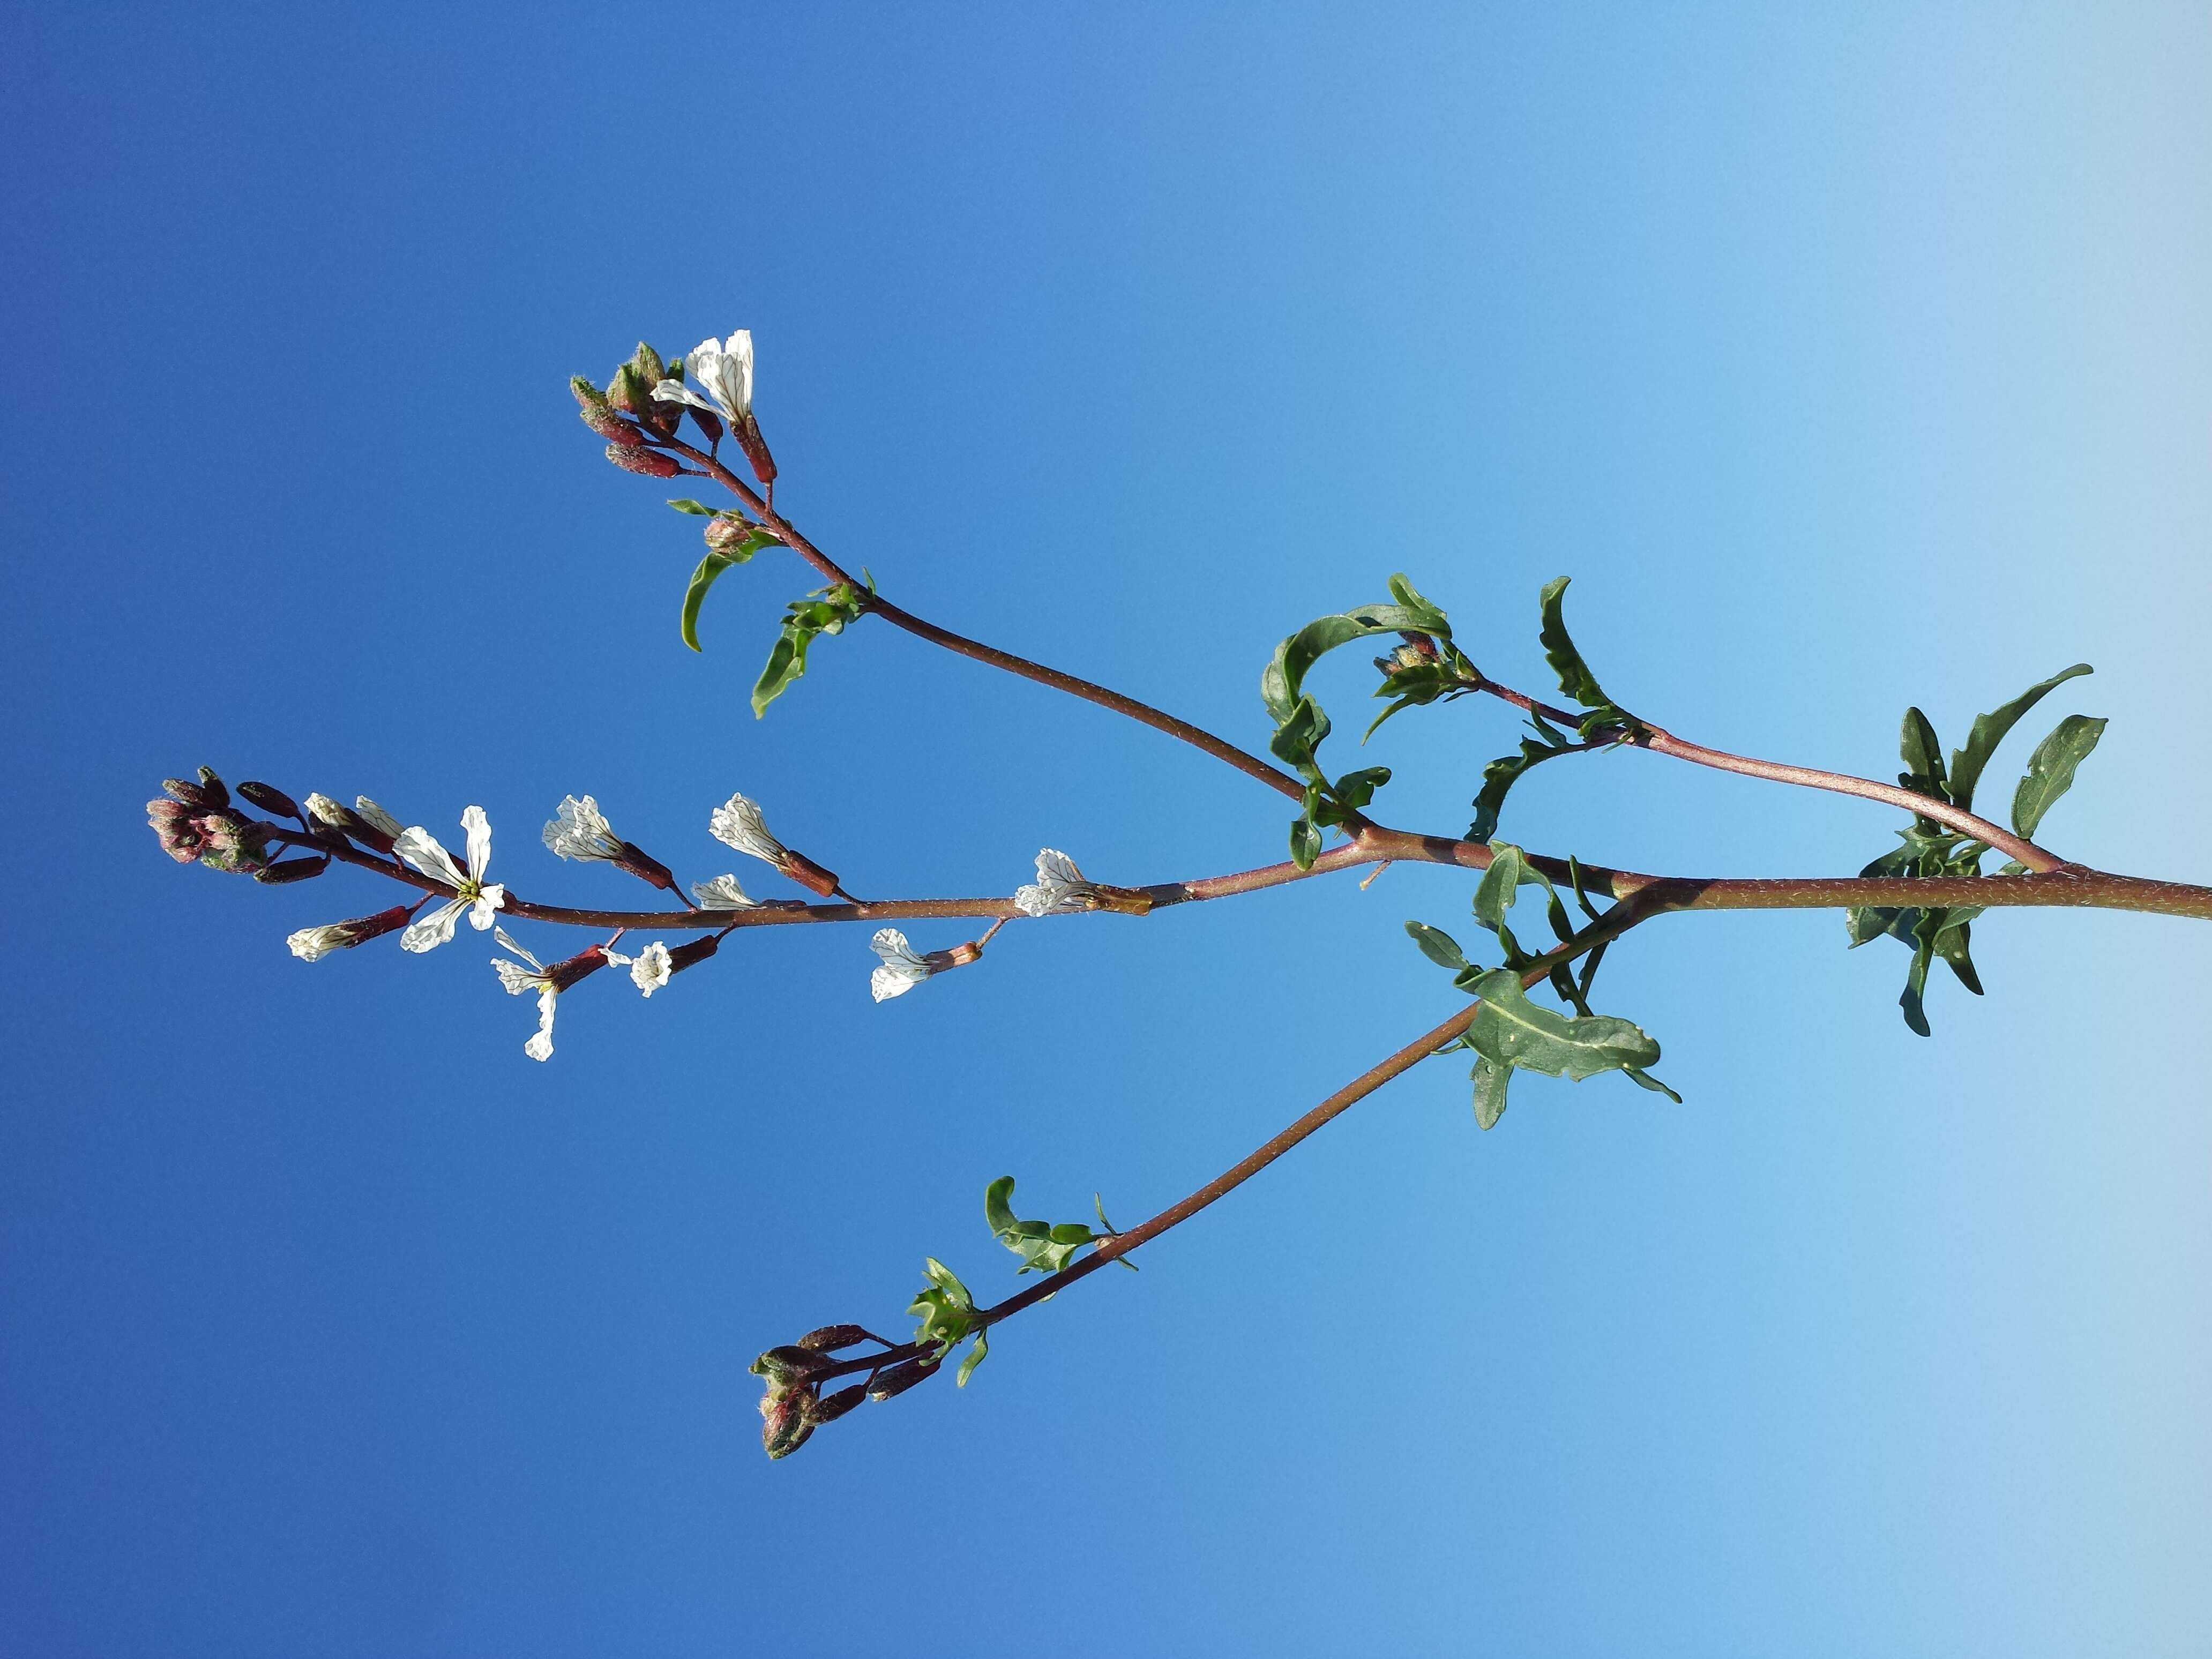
[2011,713,2106,839]
[984,1176,1019,1238]
[1472,1056,1510,1130]
[1471,845,1527,932]
[955,1329,989,1387]
[1948,664,2093,812]
[1537,577,1618,712]
[1405,920,1469,972]
[1899,920,1937,1036]
[1463,969,1661,1081]
[1289,817,1322,870]
[680,552,741,651]
[922,1258,972,1306]
[1623,1066,1683,1103]
[1899,707,1947,799]
[667,497,718,515]
[1468,736,1574,843]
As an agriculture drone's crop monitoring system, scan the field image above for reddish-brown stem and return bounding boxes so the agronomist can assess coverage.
[648,431,1306,803]
[1469,675,2062,871]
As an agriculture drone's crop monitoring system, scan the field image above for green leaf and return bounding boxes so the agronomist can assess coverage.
[922,1257,972,1306]
[1899,917,1938,1036]
[1288,817,1322,870]
[1332,765,1391,810]
[680,552,740,651]
[955,1329,989,1387]
[1463,969,1661,1081]
[1623,1067,1683,1103]
[1947,664,2093,812]
[984,1176,1019,1239]
[2011,713,2106,839]
[1537,577,1616,711]
[1468,736,1572,843]
[1932,907,1983,995]
[751,631,803,715]
[1405,920,1470,972]
[667,497,718,515]
[1471,1056,1510,1130]
[1899,707,1947,799]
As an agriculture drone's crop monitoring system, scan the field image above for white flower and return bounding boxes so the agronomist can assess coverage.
[491,929,561,1062]
[690,873,759,909]
[869,928,936,1002]
[709,790,787,867]
[304,793,350,829]
[353,797,404,838]
[1014,848,1100,917]
[394,805,506,952]
[542,794,626,862]
[286,923,353,962]
[630,941,674,997]
[652,331,753,428]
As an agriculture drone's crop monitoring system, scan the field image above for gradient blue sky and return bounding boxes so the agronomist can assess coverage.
[5,4,2210,1654]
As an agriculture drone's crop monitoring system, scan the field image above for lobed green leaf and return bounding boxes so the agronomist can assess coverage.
[2011,713,2105,839]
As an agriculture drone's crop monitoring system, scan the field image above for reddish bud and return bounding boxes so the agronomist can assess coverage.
[608,362,649,416]
[545,947,612,993]
[666,935,721,975]
[760,1384,818,1459]
[687,405,724,446]
[865,1356,941,1402]
[238,781,300,819]
[612,841,678,892]
[808,1385,868,1425]
[253,856,331,885]
[606,445,682,479]
[797,1324,871,1353]
[735,414,778,488]
[580,405,647,446]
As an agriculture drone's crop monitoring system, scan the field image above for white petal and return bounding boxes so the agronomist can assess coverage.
[462,805,492,881]
[690,873,758,909]
[543,794,624,861]
[708,791,786,865]
[870,964,924,1002]
[724,330,754,410]
[469,886,506,929]
[524,987,557,1061]
[493,926,542,971]
[304,794,349,829]
[1035,848,1086,887]
[353,797,405,837]
[286,925,341,962]
[652,379,719,413]
[393,827,466,887]
[400,898,466,953]
[492,959,542,995]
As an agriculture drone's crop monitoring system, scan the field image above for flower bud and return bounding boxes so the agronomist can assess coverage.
[807,1384,868,1425]
[161,770,227,809]
[253,855,330,885]
[606,444,682,479]
[687,404,724,447]
[147,798,204,863]
[797,1324,871,1353]
[752,1344,835,1385]
[572,375,607,410]
[865,1355,941,1402]
[703,515,760,554]
[608,362,650,416]
[632,342,668,386]
[238,781,300,819]
[580,403,647,446]
[760,1384,817,1459]
[780,851,841,898]
[286,904,416,961]
[545,947,612,993]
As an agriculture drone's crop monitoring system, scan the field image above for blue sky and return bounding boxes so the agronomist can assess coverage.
[4,4,2209,1653]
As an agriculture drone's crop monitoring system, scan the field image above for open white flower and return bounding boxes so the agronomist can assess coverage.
[542,794,625,862]
[630,941,674,997]
[869,928,936,1002]
[394,805,506,952]
[652,331,753,428]
[709,791,787,867]
[491,929,561,1062]
[1014,848,1101,917]
[690,873,759,909]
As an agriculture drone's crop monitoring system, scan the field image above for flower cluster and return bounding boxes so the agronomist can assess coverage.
[749,1325,917,1460]
[146,769,271,875]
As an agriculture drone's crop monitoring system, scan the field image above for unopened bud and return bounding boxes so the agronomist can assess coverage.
[571,375,609,411]
[687,404,724,446]
[760,1384,817,1459]
[238,781,300,819]
[752,1344,835,1385]
[608,362,649,416]
[797,1324,871,1353]
[808,1385,867,1425]
[607,444,682,479]
[162,773,223,809]
[632,342,667,385]
[580,404,647,446]
[703,514,759,554]
[865,1356,941,1402]
[780,850,841,898]
[253,856,330,885]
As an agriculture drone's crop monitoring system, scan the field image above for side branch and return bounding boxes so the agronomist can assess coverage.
[651,432,1305,803]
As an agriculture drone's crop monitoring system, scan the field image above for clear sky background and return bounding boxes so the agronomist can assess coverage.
[5,4,2209,1654]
